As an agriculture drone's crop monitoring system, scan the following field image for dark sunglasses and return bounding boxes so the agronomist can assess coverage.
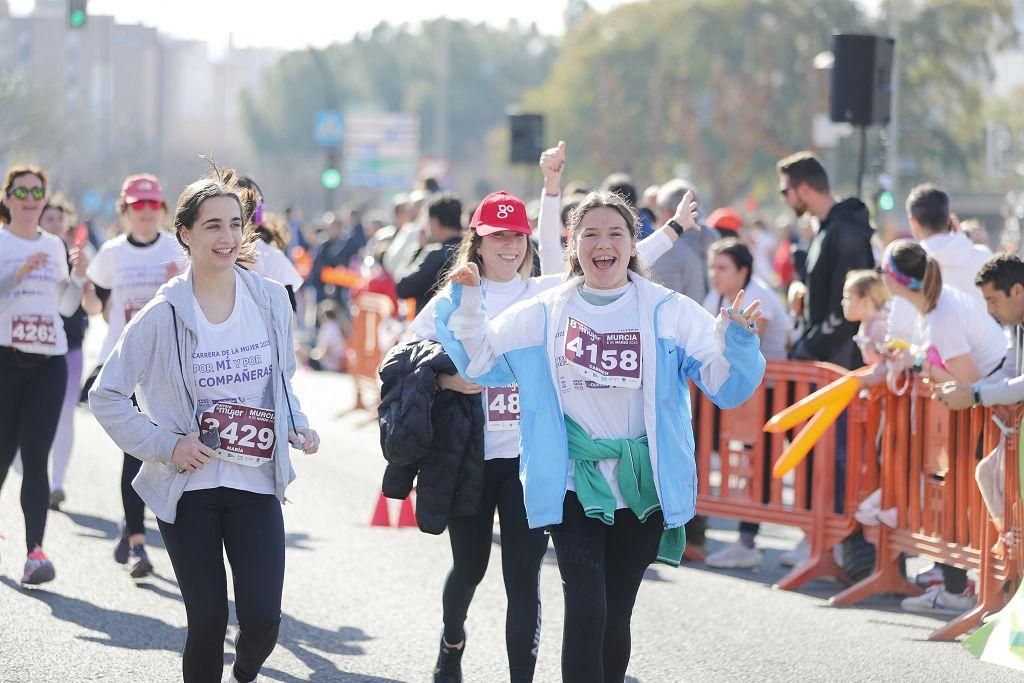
[6,187,45,200]
[129,200,163,211]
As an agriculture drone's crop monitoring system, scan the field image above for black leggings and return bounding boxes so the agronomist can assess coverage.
[443,457,549,683]
[158,487,285,683]
[0,350,67,552]
[122,452,146,537]
[548,492,663,683]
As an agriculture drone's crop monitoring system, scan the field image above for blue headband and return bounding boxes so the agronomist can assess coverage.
[885,252,924,291]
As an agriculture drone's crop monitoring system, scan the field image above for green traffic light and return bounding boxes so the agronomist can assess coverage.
[878,191,895,212]
[69,9,85,27]
[321,168,341,190]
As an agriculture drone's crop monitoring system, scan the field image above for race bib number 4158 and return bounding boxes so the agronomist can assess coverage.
[564,317,642,389]
[11,314,57,348]
[200,402,276,467]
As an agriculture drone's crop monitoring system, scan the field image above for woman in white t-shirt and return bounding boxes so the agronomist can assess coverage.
[0,165,86,585]
[701,237,789,571]
[86,173,187,579]
[882,238,1005,616]
[438,190,765,682]
[89,165,319,683]
[237,176,304,310]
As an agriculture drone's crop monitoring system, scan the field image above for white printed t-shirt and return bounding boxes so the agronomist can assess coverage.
[412,275,532,460]
[555,283,646,510]
[916,287,1006,377]
[253,239,304,290]
[185,272,276,494]
[87,232,186,362]
[0,228,70,355]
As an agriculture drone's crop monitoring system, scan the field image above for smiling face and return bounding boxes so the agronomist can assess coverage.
[179,195,243,274]
[5,173,46,226]
[124,200,163,235]
[572,206,634,290]
[477,231,528,283]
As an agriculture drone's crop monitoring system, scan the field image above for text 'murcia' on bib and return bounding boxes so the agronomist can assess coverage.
[200,401,276,467]
[563,316,642,389]
[486,384,520,431]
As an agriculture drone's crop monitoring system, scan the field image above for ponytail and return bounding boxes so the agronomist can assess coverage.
[922,257,942,312]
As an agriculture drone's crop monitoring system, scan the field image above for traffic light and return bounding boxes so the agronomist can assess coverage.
[878,190,895,212]
[321,167,341,190]
[68,0,87,29]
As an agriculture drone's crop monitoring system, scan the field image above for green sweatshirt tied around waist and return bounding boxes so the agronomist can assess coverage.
[564,415,686,566]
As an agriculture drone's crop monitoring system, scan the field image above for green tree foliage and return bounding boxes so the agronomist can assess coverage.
[240,20,556,163]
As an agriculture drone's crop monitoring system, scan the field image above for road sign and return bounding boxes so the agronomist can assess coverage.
[342,113,420,188]
[314,110,345,148]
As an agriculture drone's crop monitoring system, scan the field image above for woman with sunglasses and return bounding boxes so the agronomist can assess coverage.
[90,164,319,683]
[86,173,187,579]
[0,165,86,584]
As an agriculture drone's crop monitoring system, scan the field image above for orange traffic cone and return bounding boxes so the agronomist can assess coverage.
[370,491,391,527]
[397,495,417,528]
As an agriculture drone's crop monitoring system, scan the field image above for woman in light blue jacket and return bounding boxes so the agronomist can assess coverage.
[435,190,765,682]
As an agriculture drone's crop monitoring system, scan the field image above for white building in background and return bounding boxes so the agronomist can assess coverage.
[0,0,279,215]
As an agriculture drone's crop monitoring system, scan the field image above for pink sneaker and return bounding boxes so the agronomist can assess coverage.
[21,546,55,585]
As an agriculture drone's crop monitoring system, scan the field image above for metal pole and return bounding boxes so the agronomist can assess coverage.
[856,126,867,199]
[886,6,901,208]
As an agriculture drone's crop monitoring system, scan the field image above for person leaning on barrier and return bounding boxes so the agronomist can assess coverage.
[934,253,1024,411]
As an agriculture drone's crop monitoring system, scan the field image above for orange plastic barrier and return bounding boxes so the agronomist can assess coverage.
[829,381,1024,641]
[344,292,395,413]
[692,360,880,590]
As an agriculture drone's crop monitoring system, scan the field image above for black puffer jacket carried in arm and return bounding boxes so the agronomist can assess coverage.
[378,339,484,534]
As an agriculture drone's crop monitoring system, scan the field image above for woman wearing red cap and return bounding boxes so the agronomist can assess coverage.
[399,143,686,682]
[0,165,87,584]
[86,173,186,579]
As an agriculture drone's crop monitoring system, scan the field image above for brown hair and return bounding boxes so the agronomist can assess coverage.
[776,151,830,193]
[565,191,645,278]
[844,269,890,309]
[452,227,536,280]
[889,240,942,312]
[0,165,48,224]
[172,158,258,265]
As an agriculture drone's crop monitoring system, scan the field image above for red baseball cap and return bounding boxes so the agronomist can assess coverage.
[470,191,531,236]
[121,173,163,204]
[707,207,743,232]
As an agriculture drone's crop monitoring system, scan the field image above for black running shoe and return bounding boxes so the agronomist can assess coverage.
[129,544,153,578]
[433,636,465,683]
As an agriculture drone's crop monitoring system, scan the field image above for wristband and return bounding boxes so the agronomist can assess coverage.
[667,219,685,236]
[911,355,924,374]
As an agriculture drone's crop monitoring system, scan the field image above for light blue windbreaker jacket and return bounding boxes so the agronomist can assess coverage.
[433,271,766,530]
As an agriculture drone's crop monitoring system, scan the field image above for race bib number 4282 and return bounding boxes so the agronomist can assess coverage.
[563,317,642,389]
[199,402,276,467]
[11,314,57,348]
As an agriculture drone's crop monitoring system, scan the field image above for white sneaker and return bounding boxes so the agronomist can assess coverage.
[901,584,975,616]
[858,488,882,512]
[780,538,809,567]
[875,507,898,529]
[705,541,763,569]
[913,564,944,588]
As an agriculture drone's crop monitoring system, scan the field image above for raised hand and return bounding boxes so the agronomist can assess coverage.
[722,289,763,331]
[16,252,50,280]
[671,190,700,232]
[449,262,481,287]
[540,141,566,195]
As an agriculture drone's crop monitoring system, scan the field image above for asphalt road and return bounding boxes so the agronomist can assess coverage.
[0,325,1016,682]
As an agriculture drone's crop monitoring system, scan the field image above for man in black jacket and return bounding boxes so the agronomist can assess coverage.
[778,151,876,369]
[395,193,463,314]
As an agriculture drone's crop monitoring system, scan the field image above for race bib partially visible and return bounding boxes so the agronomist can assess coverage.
[124,300,147,324]
[200,402,276,467]
[563,316,642,389]
[11,314,57,348]
[486,384,521,431]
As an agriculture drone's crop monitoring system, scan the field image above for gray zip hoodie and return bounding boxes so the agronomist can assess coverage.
[89,264,308,523]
